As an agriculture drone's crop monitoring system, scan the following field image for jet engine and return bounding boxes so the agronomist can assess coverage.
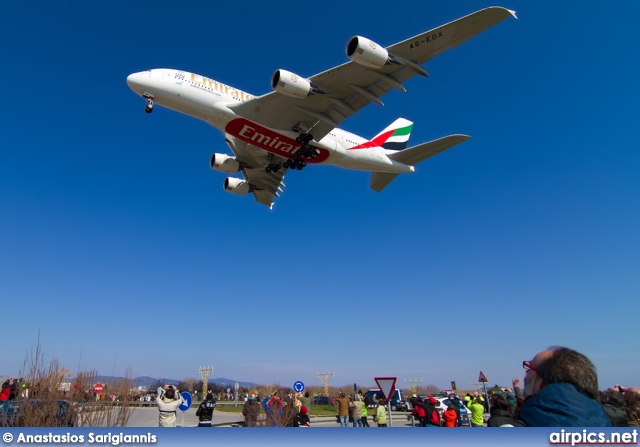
[210,153,240,173]
[271,69,327,98]
[224,177,250,195]
[347,36,428,76]
[346,36,390,69]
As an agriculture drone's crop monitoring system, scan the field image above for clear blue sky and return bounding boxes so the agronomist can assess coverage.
[1,1,638,391]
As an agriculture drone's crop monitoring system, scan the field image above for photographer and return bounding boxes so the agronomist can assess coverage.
[157,385,182,427]
[196,392,217,427]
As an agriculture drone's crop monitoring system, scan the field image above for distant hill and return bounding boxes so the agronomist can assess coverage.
[130,376,179,387]
[1,374,257,389]
[130,376,258,389]
[210,377,259,389]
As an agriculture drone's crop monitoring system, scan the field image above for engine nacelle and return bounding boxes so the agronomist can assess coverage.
[346,36,389,69]
[224,177,250,195]
[210,153,240,173]
[271,69,314,98]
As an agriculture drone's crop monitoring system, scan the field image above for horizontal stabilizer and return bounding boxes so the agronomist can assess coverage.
[388,134,471,165]
[370,172,401,192]
[370,134,471,192]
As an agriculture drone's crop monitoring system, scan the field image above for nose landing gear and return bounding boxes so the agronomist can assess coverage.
[143,92,155,114]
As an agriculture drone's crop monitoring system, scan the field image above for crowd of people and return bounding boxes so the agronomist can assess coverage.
[4,345,638,429]
[241,390,311,427]
[406,347,639,428]
[235,346,639,428]
[406,346,640,428]
[0,378,28,401]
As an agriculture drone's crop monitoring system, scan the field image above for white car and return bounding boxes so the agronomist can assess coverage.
[434,397,472,427]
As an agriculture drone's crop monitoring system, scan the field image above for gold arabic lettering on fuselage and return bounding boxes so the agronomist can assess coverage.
[189,73,253,101]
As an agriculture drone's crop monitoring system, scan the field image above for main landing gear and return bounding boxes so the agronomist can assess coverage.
[295,133,319,159]
[265,163,282,173]
[265,159,305,172]
[283,158,306,170]
[264,132,319,173]
[143,92,155,114]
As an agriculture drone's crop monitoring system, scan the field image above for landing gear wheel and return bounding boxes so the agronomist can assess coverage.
[283,160,290,168]
[296,133,314,144]
[144,95,154,114]
[265,165,272,173]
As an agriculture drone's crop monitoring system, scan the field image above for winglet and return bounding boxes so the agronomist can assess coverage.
[507,9,517,19]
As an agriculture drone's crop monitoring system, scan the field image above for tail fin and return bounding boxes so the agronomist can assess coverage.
[370,118,414,150]
[370,134,471,192]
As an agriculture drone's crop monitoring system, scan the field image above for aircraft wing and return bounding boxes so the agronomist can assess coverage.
[225,136,287,207]
[228,7,515,140]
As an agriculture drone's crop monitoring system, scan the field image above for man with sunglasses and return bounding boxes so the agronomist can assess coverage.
[515,346,611,426]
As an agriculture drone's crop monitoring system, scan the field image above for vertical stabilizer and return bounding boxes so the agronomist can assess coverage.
[370,118,414,150]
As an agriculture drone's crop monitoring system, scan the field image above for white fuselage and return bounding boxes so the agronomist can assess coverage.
[126,68,414,173]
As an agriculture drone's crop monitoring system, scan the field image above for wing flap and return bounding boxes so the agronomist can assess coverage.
[225,139,288,207]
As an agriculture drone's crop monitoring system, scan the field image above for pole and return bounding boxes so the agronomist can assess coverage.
[198,365,214,402]
[387,401,392,427]
[482,382,489,415]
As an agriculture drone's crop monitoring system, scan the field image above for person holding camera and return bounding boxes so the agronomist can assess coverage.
[195,392,217,427]
[157,385,182,427]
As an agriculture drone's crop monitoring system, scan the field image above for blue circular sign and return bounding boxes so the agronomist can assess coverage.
[179,391,192,412]
[293,381,305,393]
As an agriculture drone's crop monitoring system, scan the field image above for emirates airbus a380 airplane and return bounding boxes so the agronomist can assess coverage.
[127,7,516,208]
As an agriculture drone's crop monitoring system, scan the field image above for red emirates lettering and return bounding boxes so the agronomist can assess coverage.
[227,119,299,156]
[225,118,330,164]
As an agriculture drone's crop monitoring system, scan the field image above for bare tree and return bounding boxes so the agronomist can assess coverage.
[1,337,135,427]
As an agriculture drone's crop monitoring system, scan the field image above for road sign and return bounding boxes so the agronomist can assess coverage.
[478,371,488,383]
[293,381,305,393]
[374,377,397,403]
[179,392,192,412]
[93,384,103,394]
[451,381,457,391]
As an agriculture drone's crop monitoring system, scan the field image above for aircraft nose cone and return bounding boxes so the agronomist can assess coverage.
[126,72,141,91]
